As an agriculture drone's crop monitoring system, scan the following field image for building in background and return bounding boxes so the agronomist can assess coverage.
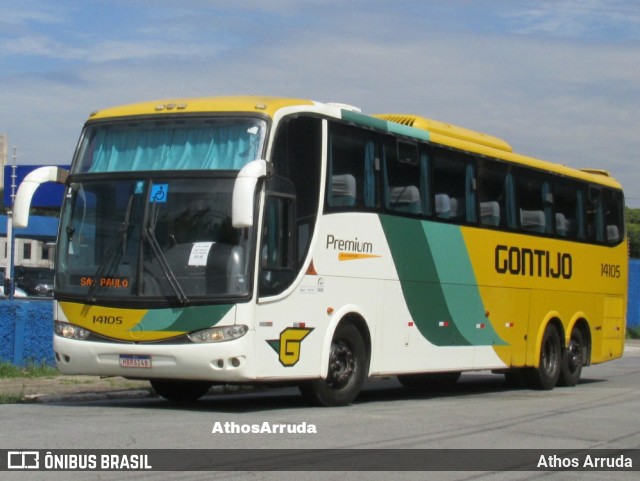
[0,134,6,191]
[0,214,58,270]
[1,153,66,296]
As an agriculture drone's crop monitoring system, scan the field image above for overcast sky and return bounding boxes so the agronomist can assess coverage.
[2,0,640,205]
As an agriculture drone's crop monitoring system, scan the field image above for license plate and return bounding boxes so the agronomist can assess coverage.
[119,354,152,368]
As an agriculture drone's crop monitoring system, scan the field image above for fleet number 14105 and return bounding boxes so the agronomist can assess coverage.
[93,315,123,324]
[601,263,621,278]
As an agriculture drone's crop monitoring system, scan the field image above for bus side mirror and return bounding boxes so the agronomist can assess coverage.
[13,166,69,228]
[232,159,269,228]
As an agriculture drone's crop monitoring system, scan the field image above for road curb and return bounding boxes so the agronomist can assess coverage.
[18,383,263,403]
[23,389,157,403]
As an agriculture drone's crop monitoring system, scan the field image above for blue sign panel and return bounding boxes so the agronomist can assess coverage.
[3,165,70,208]
[149,184,169,203]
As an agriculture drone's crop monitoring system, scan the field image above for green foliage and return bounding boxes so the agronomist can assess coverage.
[627,208,640,259]
[0,361,58,378]
[0,392,24,404]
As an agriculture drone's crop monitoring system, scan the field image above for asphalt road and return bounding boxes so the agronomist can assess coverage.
[1,343,639,480]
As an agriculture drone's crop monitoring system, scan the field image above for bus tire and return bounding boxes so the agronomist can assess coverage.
[525,323,562,390]
[299,323,367,407]
[558,327,584,387]
[150,380,212,402]
[398,372,461,391]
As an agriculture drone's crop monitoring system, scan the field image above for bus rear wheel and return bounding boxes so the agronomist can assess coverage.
[299,323,367,407]
[525,324,561,390]
[150,380,212,402]
[558,327,584,387]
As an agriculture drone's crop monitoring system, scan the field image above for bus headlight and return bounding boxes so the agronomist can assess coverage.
[55,321,91,340]
[188,325,248,343]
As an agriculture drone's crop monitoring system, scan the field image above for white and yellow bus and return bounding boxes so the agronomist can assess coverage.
[13,96,627,406]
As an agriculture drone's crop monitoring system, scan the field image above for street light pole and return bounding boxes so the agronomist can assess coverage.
[5,147,17,300]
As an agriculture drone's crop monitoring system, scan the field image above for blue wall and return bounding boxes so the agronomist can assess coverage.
[628,259,640,328]
[2,260,640,366]
[0,300,54,366]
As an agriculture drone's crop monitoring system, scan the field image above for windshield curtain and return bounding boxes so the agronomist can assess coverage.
[57,176,253,303]
[74,118,267,173]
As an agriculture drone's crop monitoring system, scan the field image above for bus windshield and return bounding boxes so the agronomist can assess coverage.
[73,117,267,173]
[56,175,254,303]
[55,116,267,304]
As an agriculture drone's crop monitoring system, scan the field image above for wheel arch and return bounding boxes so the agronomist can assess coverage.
[319,306,372,379]
[530,312,565,368]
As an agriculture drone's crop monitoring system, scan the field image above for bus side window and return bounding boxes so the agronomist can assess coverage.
[603,188,624,244]
[259,185,296,297]
[542,181,554,235]
[477,159,516,229]
[433,148,476,224]
[586,187,604,242]
[271,115,322,267]
[518,170,549,234]
[466,163,477,223]
[554,179,586,240]
[384,137,423,215]
[419,146,432,216]
[327,124,378,210]
[575,188,586,239]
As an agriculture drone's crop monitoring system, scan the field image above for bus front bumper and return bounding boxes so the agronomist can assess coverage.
[53,332,256,382]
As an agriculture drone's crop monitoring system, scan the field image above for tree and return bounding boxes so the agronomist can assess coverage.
[626,208,640,259]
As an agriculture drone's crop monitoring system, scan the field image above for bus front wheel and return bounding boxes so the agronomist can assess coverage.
[150,380,212,402]
[525,323,562,390]
[299,323,367,407]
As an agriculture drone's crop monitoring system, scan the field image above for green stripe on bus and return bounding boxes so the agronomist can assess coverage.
[380,215,469,346]
[380,215,504,347]
[422,222,505,346]
[134,304,233,333]
[341,110,430,141]
[341,110,388,130]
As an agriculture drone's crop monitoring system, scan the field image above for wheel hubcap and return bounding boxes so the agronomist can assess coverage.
[327,341,356,389]
[566,339,581,373]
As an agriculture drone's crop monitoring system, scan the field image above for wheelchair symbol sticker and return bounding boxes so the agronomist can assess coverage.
[150,184,168,203]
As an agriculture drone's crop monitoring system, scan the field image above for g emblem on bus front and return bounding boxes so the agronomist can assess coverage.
[267,327,314,367]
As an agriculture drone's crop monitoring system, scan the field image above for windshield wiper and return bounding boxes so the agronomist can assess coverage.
[86,194,134,303]
[144,226,189,305]
[143,200,189,304]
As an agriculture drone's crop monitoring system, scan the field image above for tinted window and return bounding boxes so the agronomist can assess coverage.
[327,124,378,210]
[603,188,624,244]
[517,170,553,235]
[477,159,517,229]
[554,179,587,240]
[383,137,426,216]
[433,148,477,223]
[272,116,322,265]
